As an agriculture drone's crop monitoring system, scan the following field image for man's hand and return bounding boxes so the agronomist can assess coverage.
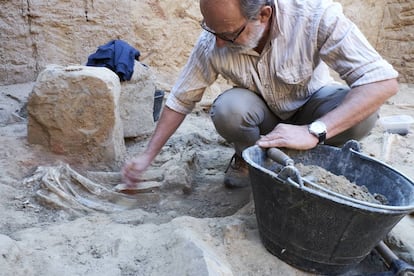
[121,106,187,188]
[121,154,152,188]
[256,123,318,150]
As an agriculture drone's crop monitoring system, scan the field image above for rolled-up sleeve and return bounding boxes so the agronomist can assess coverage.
[317,3,398,87]
[165,32,218,114]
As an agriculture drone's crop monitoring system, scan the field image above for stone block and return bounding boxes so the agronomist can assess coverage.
[120,62,157,138]
[27,65,126,168]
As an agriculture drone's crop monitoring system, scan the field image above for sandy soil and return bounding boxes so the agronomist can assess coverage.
[1,82,414,275]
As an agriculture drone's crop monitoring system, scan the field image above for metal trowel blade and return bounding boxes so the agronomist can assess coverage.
[113,181,161,194]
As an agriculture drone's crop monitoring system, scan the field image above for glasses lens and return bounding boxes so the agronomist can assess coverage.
[200,19,247,43]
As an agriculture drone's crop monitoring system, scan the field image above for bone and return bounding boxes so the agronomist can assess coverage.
[24,163,162,215]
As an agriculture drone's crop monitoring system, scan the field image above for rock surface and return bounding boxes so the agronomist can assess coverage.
[119,62,157,139]
[27,65,125,169]
[1,0,413,86]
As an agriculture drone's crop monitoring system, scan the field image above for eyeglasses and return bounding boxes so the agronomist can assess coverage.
[200,19,248,43]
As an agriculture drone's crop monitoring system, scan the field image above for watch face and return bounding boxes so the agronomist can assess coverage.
[311,121,326,133]
[309,121,327,144]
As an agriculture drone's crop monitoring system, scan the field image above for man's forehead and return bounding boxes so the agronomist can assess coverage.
[200,0,244,29]
[200,0,242,16]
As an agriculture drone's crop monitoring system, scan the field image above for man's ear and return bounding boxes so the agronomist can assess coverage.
[259,5,272,23]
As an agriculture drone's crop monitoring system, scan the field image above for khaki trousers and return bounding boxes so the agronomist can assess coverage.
[210,85,378,155]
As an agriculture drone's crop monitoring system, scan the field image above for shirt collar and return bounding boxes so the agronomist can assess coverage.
[269,1,281,41]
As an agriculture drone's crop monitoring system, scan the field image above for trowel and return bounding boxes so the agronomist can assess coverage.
[113,168,164,194]
[113,181,161,194]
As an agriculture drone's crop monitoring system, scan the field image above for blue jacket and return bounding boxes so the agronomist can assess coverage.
[87,40,141,81]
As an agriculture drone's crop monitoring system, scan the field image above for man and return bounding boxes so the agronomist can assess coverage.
[122,0,398,188]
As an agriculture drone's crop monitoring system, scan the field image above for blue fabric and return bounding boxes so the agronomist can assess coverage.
[86,40,140,81]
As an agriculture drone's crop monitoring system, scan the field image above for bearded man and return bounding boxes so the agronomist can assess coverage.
[122,0,398,188]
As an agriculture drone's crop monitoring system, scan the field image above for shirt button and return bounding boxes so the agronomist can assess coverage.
[264,84,270,89]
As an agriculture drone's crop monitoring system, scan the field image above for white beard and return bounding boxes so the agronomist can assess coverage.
[227,21,266,52]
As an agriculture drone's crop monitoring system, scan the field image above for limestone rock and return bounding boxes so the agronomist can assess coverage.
[120,62,157,138]
[27,65,126,168]
[1,0,413,86]
[377,1,414,83]
[0,0,202,88]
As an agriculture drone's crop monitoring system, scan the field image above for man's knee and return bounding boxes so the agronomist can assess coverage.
[209,88,278,154]
[210,88,257,118]
[210,88,264,133]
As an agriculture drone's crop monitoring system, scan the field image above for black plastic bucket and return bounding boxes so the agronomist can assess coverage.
[242,140,414,275]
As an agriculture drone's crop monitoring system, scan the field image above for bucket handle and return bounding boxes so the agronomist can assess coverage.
[341,139,361,153]
[267,148,304,188]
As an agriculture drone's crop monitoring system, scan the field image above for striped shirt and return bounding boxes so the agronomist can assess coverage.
[166,0,398,120]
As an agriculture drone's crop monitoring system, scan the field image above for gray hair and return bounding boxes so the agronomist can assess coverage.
[239,0,273,20]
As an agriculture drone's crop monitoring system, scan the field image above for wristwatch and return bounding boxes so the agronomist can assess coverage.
[308,121,327,144]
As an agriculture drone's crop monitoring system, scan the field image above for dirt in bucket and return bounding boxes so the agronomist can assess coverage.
[295,163,388,205]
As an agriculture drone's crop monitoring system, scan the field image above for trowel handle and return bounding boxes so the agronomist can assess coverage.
[375,241,414,275]
[267,148,294,166]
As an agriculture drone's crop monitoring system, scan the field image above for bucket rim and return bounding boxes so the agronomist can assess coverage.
[242,145,414,213]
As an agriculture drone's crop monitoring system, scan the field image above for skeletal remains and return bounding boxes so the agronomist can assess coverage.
[23,163,161,217]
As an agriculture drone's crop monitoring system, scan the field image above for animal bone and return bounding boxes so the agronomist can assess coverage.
[23,163,161,216]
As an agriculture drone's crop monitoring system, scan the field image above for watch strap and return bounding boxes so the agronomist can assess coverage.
[309,121,327,144]
[317,132,326,144]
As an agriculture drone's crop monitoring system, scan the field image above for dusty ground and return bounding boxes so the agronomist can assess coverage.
[1,82,414,275]
[0,82,251,227]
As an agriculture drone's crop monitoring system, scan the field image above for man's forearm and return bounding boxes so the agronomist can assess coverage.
[144,106,186,160]
[320,78,399,140]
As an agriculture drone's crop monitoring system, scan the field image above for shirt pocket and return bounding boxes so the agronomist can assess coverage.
[271,63,314,106]
[276,63,313,85]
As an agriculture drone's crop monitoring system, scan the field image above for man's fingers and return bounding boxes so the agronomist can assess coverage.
[121,163,142,186]
[257,138,286,148]
[257,139,272,148]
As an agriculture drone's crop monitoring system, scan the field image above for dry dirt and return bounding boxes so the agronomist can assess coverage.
[1,82,414,275]
[0,82,252,226]
[296,163,387,204]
